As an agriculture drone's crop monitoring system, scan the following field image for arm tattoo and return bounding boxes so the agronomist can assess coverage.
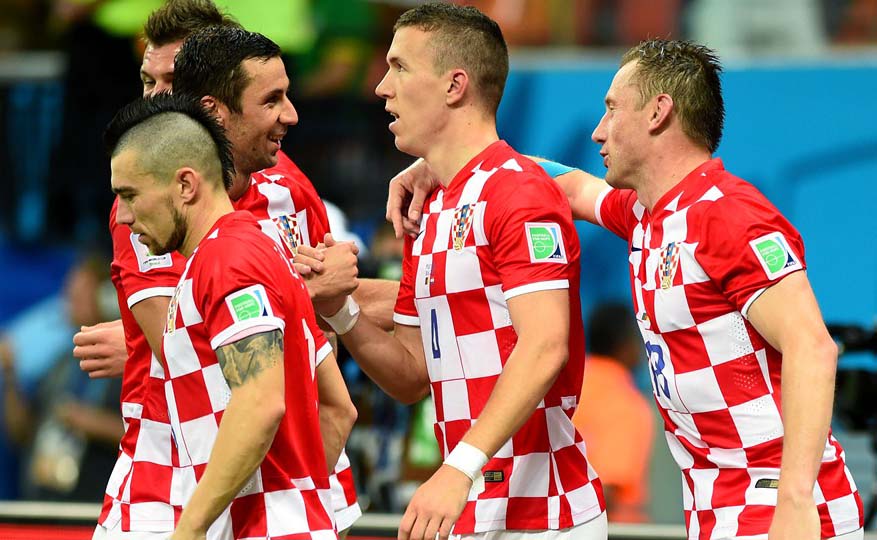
[215,329,283,388]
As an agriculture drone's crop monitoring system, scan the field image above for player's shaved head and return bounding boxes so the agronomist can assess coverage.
[105,93,234,189]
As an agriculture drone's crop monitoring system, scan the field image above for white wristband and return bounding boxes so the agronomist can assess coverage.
[320,296,360,335]
[443,441,488,481]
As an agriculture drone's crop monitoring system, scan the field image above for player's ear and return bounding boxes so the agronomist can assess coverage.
[175,167,198,203]
[200,95,225,127]
[649,94,674,133]
[446,69,468,106]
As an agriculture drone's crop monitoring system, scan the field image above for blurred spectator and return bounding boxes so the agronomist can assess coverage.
[572,302,654,523]
[574,0,681,46]
[834,0,877,43]
[1,253,122,501]
[47,0,155,243]
[685,0,828,57]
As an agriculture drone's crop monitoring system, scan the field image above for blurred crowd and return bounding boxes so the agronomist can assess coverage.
[0,0,875,521]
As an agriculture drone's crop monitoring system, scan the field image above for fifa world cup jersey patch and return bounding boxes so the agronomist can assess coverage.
[525,222,567,263]
[749,232,802,280]
[225,284,273,323]
[130,233,173,272]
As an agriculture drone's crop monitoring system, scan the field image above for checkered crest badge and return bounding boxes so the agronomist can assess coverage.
[165,282,183,334]
[451,203,476,252]
[659,242,680,290]
[273,214,302,257]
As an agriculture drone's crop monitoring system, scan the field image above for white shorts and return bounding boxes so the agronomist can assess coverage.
[92,524,168,540]
[450,512,608,540]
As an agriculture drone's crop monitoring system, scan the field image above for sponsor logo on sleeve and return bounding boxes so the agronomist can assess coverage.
[525,222,567,263]
[225,285,273,323]
[130,233,173,272]
[749,232,802,280]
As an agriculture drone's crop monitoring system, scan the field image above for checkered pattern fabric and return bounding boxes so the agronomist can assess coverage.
[235,152,360,524]
[99,200,187,532]
[597,158,863,539]
[163,212,335,539]
[394,141,604,534]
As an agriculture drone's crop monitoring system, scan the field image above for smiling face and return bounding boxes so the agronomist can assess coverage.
[591,61,652,190]
[140,40,182,96]
[217,56,298,183]
[375,27,450,158]
[111,148,186,255]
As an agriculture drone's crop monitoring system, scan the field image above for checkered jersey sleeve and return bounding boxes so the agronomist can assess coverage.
[694,191,806,317]
[288,164,331,245]
[486,173,580,299]
[110,200,185,307]
[192,237,293,350]
[595,186,639,240]
[392,235,420,326]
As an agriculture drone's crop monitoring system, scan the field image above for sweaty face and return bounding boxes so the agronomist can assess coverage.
[375,27,450,158]
[141,40,182,96]
[221,56,298,182]
[591,61,651,190]
[111,149,186,256]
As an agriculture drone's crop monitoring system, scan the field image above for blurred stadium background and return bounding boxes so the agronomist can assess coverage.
[1,0,876,538]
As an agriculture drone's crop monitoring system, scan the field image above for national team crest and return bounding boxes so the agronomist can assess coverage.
[165,283,183,334]
[659,242,680,290]
[451,204,476,252]
[273,214,302,257]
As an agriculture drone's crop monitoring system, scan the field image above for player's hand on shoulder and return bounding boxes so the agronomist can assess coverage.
[398,464,471,540]
[387,158,436,239]
[73,319,127,379]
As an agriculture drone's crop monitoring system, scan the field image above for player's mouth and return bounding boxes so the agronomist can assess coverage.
[386,108,399,128]
[600,151,609,168]
[268,133,285,150]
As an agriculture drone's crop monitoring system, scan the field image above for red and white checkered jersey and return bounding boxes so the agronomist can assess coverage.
[393,141,604,534]
[597,158,863,539]
[99,199,187,532]
[234,151,360,527]
[163,211,336,540]
[235,151,331,258]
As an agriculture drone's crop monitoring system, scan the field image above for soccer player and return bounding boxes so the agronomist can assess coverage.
[316,4,607,540]
[78,4,362,537]
[106,92,336,540]
[387,39,865,540]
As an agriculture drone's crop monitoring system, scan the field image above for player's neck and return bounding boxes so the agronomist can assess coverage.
[425,118,499,187]
[637,145,713,212]
[179,194,235,257]
[227,170,252,201]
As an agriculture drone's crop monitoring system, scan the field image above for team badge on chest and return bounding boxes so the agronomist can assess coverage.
[165,283,183,334]
[273,214,302,256]
[451,203,476,252]
[659,242,680,290]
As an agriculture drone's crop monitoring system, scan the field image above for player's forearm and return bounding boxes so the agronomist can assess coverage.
[175,384,284,534]
[316,357,357,471]
[461,335,567,459]
[338,319,428,404]
[351,278,399,332]
[777,335,838,499]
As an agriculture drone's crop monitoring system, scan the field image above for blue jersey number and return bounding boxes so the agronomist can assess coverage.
[430,309,441,359]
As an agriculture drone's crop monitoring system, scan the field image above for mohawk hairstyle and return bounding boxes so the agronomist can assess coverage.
[143,0,240,47]
[104,92,235,190]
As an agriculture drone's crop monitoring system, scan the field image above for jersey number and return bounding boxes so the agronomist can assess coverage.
[430,309,441,359]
